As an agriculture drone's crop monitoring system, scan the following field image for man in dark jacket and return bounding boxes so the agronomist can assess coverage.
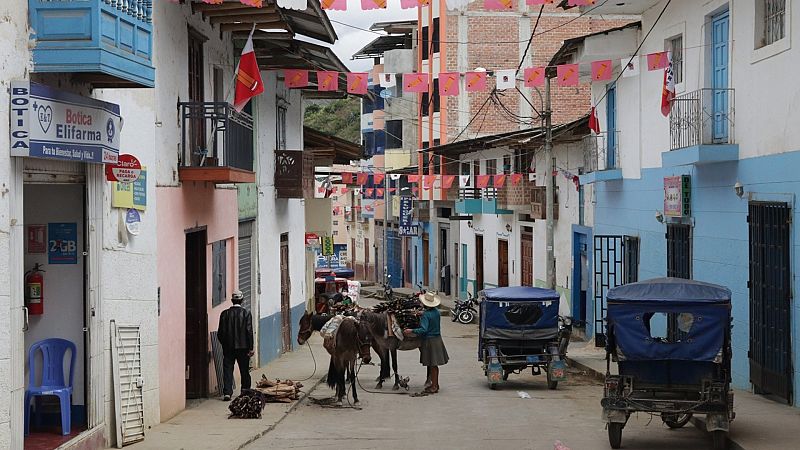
[218,290,254,401]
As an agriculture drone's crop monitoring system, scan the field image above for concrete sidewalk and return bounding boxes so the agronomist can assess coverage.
[127,336,328,450]
[567,342,800,450]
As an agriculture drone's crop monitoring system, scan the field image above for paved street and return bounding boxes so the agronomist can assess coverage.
[245,298,725,450]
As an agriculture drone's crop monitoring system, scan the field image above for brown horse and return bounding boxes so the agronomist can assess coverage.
[358,310,422,390]
[297,311,372,405]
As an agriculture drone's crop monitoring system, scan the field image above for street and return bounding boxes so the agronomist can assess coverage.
[246,298,722,450]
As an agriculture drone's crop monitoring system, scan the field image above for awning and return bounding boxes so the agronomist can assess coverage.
[304,126,364,165]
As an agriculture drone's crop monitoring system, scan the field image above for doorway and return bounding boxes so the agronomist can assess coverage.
[748,201,792,403]
[365,238,370,282]
[571,230,588,324]
[280,234,292,353]
[439,227,450,295]
[460,243,468,297]
[497,239,509,287]
[404,237,412,287]
[475,235,484,292]
[521,227,533,286]
[711,10,730,142]
[422,233,430,287]
[185,229,208,399]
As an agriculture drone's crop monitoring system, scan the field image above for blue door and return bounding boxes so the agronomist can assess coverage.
[605,83,617,169]
[460,243,468,297]
[711,11,729,142]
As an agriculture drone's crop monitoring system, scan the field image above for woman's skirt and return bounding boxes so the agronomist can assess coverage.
[420,335,449,367]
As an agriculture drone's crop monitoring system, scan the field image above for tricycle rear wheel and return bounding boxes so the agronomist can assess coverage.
[662,413,692,428]
[607,422,623,449]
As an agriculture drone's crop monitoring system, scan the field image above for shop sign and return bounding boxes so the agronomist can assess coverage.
[399,224,419,236]
[322,236,335,256]
[125,209,141,236]
[48,222,78,265]
[305,232,320,246]
[664,175,691,218]
[105,154,142,183]
[27,224,47,254]
[315,244,348,269]
[10,81,122,164]
[112,168,147,211]
[399,196,413,226]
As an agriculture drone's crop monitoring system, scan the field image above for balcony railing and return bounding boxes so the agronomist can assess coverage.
[498,177,535,212]
[584,132,620,172]
[30,0,155,87]
[179,102,255,183]
[458,187,498,200]
[670,88,735,150]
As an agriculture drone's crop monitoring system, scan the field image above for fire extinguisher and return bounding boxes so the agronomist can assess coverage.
[25,263,45,315]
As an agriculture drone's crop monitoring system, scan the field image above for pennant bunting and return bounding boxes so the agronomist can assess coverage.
[317,186,325,193]
[591,60,613,82]
[341,172,354,184]
[400,0,427,7]
[357,173,369,185]
[621,56,640,77]
[568,0,595,5]
[588,106,601,134]
[284,69,309,88]
[485,0,513,10]
[240,0,263,6]
[389,174,402,181]
[647,52,669,71]
[423,175,437,189]
[442,175,456,189]
[465,71,487,92]
[361,0,387,9]
[493,174,507,188]
[379,73,396,88]
[527,0,554,4]
[365,188,375,197]
[341,187,349,194]
[407,175,420,183]
[510,173,523,186]
[403,73,429,93]
[524,67,546,87]
[320,0,346,9]
[316,71,339,92]
[476,175,491,189]
[495,70,517,90]
[373,173,385,185]
[365,205,374,212]
[661,52,675,117]
[557,64,579,86]
[439,72,460,96]
[277,0,307,10]
[377,188,385,197]
[459,175,470,187]
[389,187,397,193]
[347,73,368,94]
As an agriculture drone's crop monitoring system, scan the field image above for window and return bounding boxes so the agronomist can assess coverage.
[333,231,339,236]
[363,131,375,156]
[433,154,441,175]
[514,148,532,174]
[432,81,440,113]
[486,159,497,175]
[385,120,403,149]
[461,162,470,176]
[472,160,480,179]
[421,25,429,60]
[333,221,339,226]
[276,104,287,150]
[432,17,440,54]
[421,92,429,117]
[668,35,683,85]
[503,155,512,174]
[758,0,787,48]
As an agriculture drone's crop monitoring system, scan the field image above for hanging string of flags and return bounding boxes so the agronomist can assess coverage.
[179,0,596,12]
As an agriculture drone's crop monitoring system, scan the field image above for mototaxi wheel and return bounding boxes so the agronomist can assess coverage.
[489,383,498,390]
[608,422,623,449]
[546,368,558,390]
[662,413,693,428]
[458,310,475,324]
[711,430,728,450]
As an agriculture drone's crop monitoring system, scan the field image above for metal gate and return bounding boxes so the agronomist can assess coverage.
[594,235,640,346]
[749,201,792,403]
[238,221,254,312]
[112,322,145,447]
[387,228,402,287]
[666,224,692,279]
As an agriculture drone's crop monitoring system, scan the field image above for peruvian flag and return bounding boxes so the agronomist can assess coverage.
[233,30,264,112]
[661,52,675,117]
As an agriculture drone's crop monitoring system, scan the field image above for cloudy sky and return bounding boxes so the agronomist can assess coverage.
[324,9,418,71]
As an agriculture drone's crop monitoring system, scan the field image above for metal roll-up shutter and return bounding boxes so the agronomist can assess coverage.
[238,221,254,312]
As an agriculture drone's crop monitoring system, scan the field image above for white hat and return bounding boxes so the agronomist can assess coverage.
[420,292,441,308]
[232,290,244,301]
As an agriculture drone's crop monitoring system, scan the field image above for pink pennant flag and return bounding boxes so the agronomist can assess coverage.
[341,172,354,184]
[494,174,507,188]
[568,0,595,5]
[240,0,264,6]
[333,207,340,215]
[423,175,437,189]
[316,71,339,92]
[485,0,513,10]
[365,205,374,212]
[331,186,339,194]
[527,0,553,4]
[365,188,375,197]
[357,173,369,185]
[361,0,387,9]
[373,173,385,185]
[403,73,429,93]
[591,60,613,82]
[376,188,385,197]
[524,67,546,87]
[400,0,427,7]
[407,175,420,183]
[557,64,579,86]
[476,175,491,189]
[465,71,487,92]
[347,73,368,95]
[284,69,309,89]
[439,72,460,96]
[647,52,669,71]
[340,187,349,194]
[320,0,346,9]
[442,175,456,189]
[510,173,523,186]
[317,186,325,193]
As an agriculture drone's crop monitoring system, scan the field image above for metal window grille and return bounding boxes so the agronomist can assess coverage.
[666,224,692,279]
[623,236,640,284]
[670,35,684,85]
[764,0,786,46]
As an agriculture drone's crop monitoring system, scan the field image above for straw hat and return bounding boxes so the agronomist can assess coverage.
[420,291,441,308]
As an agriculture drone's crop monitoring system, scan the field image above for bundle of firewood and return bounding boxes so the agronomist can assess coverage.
[373,296,423,329]
[330,302,357,315]
[254,375,303,403]
[228,389,267,419]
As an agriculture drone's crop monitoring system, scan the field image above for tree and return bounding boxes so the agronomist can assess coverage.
[304,98,361,144]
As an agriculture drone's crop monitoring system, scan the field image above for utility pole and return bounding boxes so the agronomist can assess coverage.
[544,75,555,290]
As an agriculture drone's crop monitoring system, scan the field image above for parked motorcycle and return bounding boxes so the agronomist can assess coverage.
[452,292,478,324]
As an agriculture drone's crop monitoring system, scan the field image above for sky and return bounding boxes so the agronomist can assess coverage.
[325,8,418,72]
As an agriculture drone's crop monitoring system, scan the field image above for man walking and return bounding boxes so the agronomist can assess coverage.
[218,290,254,401]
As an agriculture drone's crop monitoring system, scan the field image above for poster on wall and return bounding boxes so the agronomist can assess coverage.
[48,222,78,264]
[664,175,691,217]
[112,168,147,210]
[315,244,348,269]
[27,224,47,254]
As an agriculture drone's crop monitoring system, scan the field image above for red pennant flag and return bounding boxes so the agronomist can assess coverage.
[591,60,613,82]
[284,69,309,88]
[316,71,339,92]
[588,106,601,134]
[510,173,523,186]
[647,52,669,71]
[317,186,325,193]
[340,187,349,194]
[442,175,456,189]
[331,186,339,194]
[376,188,385,197]
[333,207,341,215]
[341,172,354,184]
[661,52,675,117]
[407,175,420,183]
[365,188,374,197]
[476,175,491,189]
[493,174,507,188]
[423,175,437,189]
[357,173,369,185]
[374,173,385,185]
[233,31,265,112]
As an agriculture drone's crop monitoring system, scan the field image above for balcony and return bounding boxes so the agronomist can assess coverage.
[497,177,535,213]
[580,133,622,184]
[275,150,315,199]
[416,200,431,222]
[29,0,155,88]
[455,188,513,215]
[178,102,255,184]
[664,88,738,167]
[531,186,559,220]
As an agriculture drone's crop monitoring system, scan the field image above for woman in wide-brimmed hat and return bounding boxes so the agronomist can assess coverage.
[404,292,449,394]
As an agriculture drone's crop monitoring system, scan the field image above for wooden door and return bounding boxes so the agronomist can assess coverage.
[280,234,291,353]
[521,228,533,286]
[185,230,208,399]
[422,233,430,287]
[498,239,509,287]
[475,235,484,292]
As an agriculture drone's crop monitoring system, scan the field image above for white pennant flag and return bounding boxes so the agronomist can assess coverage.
[495,69,517,90]
[389,174,402,181]
[379,73,396,88]
[459,175,471,188]
[621,56,640,78]
[277,0,307,10]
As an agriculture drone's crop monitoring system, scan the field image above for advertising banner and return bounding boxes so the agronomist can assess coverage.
[48,222,78,264]
[112,168,147,211]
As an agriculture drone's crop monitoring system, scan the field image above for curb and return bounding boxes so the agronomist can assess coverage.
[234,373,328,450]
[566,357,745,450]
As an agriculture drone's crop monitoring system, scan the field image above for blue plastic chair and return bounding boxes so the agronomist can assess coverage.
[25,338,76,436]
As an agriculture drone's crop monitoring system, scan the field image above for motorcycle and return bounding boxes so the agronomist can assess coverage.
[452,292,478,324]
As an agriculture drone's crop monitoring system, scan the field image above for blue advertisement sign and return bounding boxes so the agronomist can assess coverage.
[315,244,348,269]
[48,222,78,264]
[400,196,413,226]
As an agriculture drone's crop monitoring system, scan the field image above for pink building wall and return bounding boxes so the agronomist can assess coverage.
[157,182,238,421]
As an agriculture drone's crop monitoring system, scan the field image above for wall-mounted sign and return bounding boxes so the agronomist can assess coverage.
[399,196,413,226]
[48,222,78,264]
[125,209,141,235]
[27,224,47,254]
[305,232,319,246]
[112,168,147,211]
[399,225,419,236]
[105,154,142,183]
[10,81,121,164]
[321,236,335,256]
[315,244,348,269]
[664,175,691,218]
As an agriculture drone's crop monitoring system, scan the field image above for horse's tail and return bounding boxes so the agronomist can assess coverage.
[326,356,345,390]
